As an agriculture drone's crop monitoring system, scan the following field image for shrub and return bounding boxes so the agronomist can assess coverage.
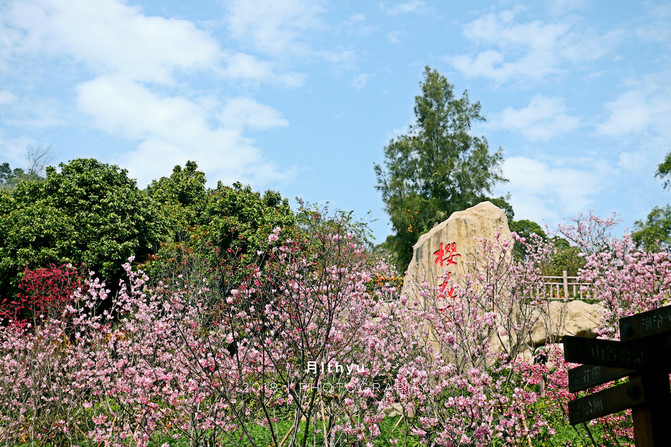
[0,264,83,328]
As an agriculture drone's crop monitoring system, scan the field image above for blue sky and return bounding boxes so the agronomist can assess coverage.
[1,0,670,243]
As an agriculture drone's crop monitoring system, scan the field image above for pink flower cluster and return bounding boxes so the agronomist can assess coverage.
[0,212,660,445]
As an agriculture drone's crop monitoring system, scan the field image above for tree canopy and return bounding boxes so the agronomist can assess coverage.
[633,205,671,250]
[0,163,41,189]
[656,151,671,190]
[0,158,163,294]
[146,160,208,241]
[632,151,671,250]
[375,67,506,271]
[0,147,53,189]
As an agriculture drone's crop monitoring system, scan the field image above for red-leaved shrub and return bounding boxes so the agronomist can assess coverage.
[0,264,84,328]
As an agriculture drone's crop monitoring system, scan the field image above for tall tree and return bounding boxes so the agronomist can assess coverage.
[633,205,671,250]
[633,151,671,249]
[375,67,506,271]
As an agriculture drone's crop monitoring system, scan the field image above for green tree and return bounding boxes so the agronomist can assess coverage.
[632,151,671,249]
[146,160,207,240]
[509,219,547,241]
[142,173,297,293]
[0,158,163,295]
[203,181,296,267]
[655,151,671,189]
[509,218,547,260]
[1,146,53,189]
[633,205,671,250]
[0,163,40,189]
[374,67,506,271]
[545,236,584,277]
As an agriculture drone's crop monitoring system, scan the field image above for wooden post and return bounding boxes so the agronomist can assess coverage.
[631,371,671,446]
[562,270,569,299]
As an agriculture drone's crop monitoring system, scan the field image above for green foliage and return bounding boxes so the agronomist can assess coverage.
[510,219,547,241]
[0,158,163,295]
[375,66,506,272]
[142,170,297,297]
[656,151,671,190]
[545,237,585,277]
[510,218,547,260]
[203,181,295,262]
[0,162,42,189]
[632,204,671,250]
[146,160,208,240]
[508,220,585,276]
[631,151,671,251]
[295,200,376,253]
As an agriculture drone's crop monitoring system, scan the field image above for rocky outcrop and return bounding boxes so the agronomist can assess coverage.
[399,201,604,363]
[529,300,604,346]
[400,201,512,306]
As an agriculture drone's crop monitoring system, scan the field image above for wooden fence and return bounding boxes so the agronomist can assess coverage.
[536,271,591,300]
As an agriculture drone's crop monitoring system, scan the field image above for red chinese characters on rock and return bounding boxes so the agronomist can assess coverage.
[433,242,460,312]
[433,242,460,267]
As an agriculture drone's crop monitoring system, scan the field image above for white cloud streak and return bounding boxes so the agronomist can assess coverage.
[221,52,306,87]
[0,90,16,105]
[598,79,671,138]
[5,0,220,84]
[225,0,325,56]
[502,156,608,225]
[219,97,289,130]
[489,95,579,141]
[1,0,296,188]
[76,76,286,187]
[351,73,373,90]
[449,9,618,84]
[380,1,428,16]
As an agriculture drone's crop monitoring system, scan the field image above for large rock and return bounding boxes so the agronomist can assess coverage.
[401,201,512,306]
[529,300,604,346]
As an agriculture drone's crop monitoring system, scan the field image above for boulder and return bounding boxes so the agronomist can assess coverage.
[401,201,512,307]
[398,201,604,364]
[529,300,604,346]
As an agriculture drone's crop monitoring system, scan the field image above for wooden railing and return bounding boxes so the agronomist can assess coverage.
[536,271,591,300]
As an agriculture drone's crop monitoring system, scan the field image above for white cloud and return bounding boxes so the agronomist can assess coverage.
[225,0,324,56]
[387,31,405,44]
[0,135,37,165]
[351,73,373,90]
[224,0,355,71]
[616,150,653,173]
[7,98,65,128]
[490,95,579,141]
[449,9,617,84]
[546,0,588,16]
[219,97,288,130]
[221,52,305,87]
[340,13,375,37]
[636,2,671,45]
[76,75,287,187]
[0,22,22,72]
[598,79,671,138]
[380,1,428,15]
[5,0,220,83]
[0,90,16,105]
[345,13,366,24]
[0,0,299,189]
[0,90,66,128]
[502,156,607,224]
[598,76,671,182]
